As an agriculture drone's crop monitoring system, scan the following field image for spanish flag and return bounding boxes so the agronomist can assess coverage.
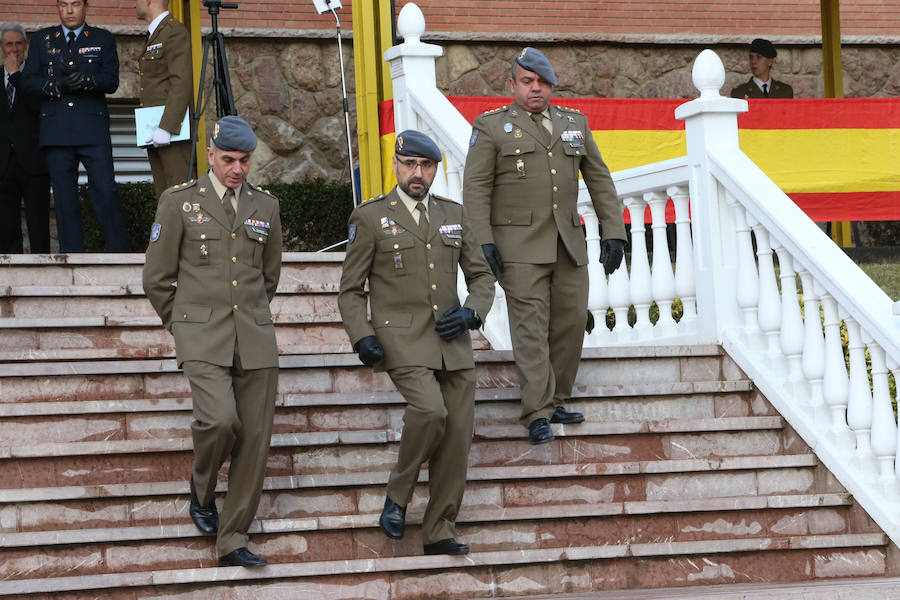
[379,97,900,222]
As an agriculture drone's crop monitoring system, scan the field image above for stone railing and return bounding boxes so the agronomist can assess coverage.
[386,3,900,547]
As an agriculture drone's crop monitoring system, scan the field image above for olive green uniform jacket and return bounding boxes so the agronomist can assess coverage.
[142,172,282,370]
[463,102,626,265]
[139,15,192,135]
[730,78,794,99]
[338,189,495,372]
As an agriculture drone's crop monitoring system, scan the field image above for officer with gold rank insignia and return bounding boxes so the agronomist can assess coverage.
[136,0,193,199]
[17,0,127,253]
[463,47,627,445]
[339,130,495,556]
[730,38,793,99]
[142,116,282,568]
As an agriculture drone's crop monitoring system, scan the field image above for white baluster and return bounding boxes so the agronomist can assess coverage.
[583,206,610,345]
[820,291,853,449]
[607,242,632,342]
[667,184,696,330]
[624,195,652,338]
[864,338,900,500]
[730,199,761,344]
[797,268,829,425]
[646,191,676,337]
[889,359,900,491]
[748,219,783,372]
[444,152,462,202]
[772,245,805,393]
[843,316,876,477]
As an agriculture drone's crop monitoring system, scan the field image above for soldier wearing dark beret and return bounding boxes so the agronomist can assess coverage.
[464,47,627,444]
[142,115,282,568]
[339,129,495,556]
[730,38,794,99]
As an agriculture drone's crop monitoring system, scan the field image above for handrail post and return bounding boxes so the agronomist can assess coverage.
[674,49,749,343]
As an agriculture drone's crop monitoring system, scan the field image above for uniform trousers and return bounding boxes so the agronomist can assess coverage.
[148,141,193,201]
[386,365,475,544]
[45,143,127,253]
[182,347,278,557]
[499,236,588,427]
[0,156,51,253]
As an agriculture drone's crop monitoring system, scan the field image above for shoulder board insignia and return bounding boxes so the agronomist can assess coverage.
[248,182,275,197]
[431,194,455,204]
[556,105,583,114]
[480,105,508,115]
[363,194,387,205]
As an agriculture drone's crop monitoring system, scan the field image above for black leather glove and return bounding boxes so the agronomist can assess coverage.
[61,70,86,92]
[481,243,503,277]
[599,238,625,275]
[435,305,480,341]
[585,310,595,334]
[354,335,385,365]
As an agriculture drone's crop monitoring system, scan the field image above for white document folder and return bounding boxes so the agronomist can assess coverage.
[134,106,190,147]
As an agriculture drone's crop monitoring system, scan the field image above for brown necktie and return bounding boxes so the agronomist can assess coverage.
[415,202,429,239]
[222,188,236,227]
[531,111,550,145]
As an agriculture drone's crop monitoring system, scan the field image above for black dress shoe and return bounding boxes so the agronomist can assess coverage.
[423,538,470,555]
[550,405,585,424]
[189,478,218,534]
[379,496,406,539]
[218,547,268,567]
[528,417,554,444]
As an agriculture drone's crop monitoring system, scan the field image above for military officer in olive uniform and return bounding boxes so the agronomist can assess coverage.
[18,0,127,253]
[142,116,282,568]
[136,0,193,199]
[339,130,495,556]
[730,38,793,99]
[463,47,627,445]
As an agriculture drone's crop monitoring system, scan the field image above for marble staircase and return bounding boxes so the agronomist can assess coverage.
[0,254,896,598]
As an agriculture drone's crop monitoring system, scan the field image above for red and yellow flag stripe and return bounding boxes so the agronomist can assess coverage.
[379,97,900,222]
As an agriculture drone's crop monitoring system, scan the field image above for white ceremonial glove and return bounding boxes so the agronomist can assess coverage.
[148,127,172,148]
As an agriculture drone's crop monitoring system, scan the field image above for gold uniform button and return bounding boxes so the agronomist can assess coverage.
[232,257,237,263]
[576,150,580,155]
[431,284,437,290]
[507,219,512,224]
[553,186,558,192]
[515,149,521,154]
[67,101,74,107]
[258,236,263,242]
[233,305,239,311]
[183,314,187,319]
[548,151,553,157]
[454,241,460,246]
[231,233,237,239]
[553,203,558,209]
[426,243,432,250]
[232,280,238,287]
[551,168,557,175]
[433,305,439,311]
[200,234,206,240]
[393,243,399,249]
[429,263,435,269]
[385,320,390,325]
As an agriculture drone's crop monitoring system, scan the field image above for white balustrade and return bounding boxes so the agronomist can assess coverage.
[387,7,900,546]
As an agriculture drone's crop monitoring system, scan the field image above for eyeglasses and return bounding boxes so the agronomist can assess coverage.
[397,158,437,171]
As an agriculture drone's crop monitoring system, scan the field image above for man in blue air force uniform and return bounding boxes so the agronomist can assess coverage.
[18,0,127,252]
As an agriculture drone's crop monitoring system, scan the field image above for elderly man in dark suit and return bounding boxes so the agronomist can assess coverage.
[18,0,127,253]
[339,130,495,556]
[0,23,50,253]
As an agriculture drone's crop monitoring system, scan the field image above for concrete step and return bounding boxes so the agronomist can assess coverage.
[0,533,888,597]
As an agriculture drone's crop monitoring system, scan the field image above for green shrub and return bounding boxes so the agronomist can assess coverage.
[78,179,353,252]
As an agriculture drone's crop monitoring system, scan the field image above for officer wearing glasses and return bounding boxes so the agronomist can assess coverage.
[338,129,495,556]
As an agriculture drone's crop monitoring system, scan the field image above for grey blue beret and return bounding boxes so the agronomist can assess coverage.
[211,115,258,152]
[513,47,557,87]
[750,38,777,59]
[395,130,442,162]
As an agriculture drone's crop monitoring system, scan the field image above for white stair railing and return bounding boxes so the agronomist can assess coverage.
[386,5,900,547]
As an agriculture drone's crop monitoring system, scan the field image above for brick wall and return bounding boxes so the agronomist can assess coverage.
[2,0,899,39]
